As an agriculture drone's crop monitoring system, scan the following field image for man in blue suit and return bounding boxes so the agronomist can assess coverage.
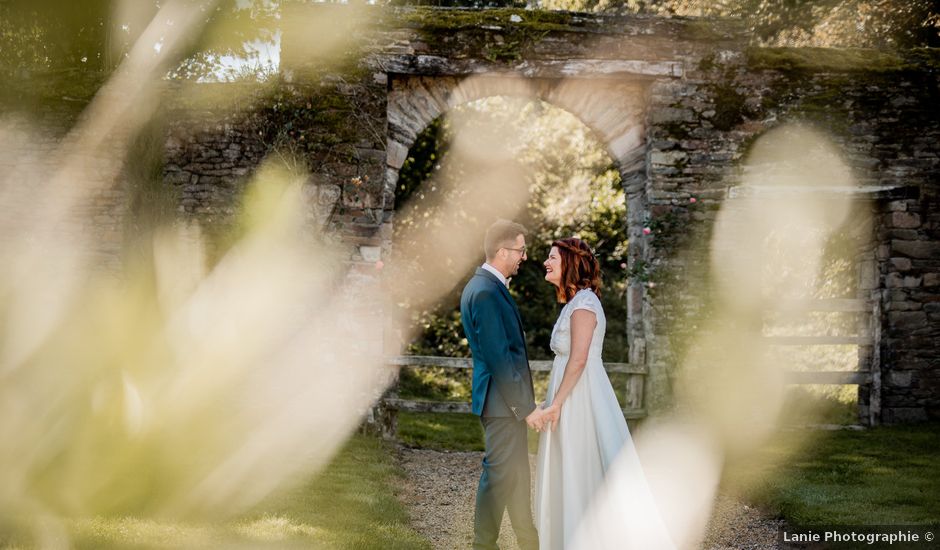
[461,219,540,550]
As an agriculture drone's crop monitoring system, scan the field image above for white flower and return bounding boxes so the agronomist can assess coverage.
[510,14,523,23]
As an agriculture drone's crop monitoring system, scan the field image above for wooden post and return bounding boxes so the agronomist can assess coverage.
[375,389,399,440]
[624,373,644,412]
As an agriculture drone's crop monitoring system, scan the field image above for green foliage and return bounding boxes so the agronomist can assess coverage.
[170,1,281,81]
[778,384,859,425]
[638,200,712,299]
[723,424,940,524]
[252,78,359,169]
[1,1,282,82]
[0,1,118,75]
[709,80,748,131]
[397,117,448,209]
[393,96,630,362]
[398,366,473,401]
[535,0,939,48]
[731,0,940,48]
[645,204,700,257]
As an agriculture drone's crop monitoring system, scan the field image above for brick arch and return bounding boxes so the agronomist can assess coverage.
[384,73,652,367]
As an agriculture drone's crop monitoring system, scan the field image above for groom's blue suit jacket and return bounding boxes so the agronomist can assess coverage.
[460,268,536,420]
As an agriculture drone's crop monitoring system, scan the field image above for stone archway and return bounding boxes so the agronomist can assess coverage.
[383,72,655,371]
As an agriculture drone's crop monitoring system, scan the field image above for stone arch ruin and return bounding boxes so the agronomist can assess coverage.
[8,7,935,424]
[385,73,653,364]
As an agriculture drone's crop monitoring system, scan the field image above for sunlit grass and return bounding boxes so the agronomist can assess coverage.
[0,435,430,549]
[723,424,940,525]
[779,384,859,425]
[398,412,484,452]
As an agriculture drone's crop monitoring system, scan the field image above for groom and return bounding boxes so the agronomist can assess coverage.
[461,219,541,550]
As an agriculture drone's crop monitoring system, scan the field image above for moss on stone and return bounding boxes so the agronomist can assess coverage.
[398,7,575,33]
[680,19,735,42]
[697,52,717,72]
[658,120,692,140]
[397,7,577,61]
[747,47,910,73]
[708,80,747,132]
[903,47,940,71]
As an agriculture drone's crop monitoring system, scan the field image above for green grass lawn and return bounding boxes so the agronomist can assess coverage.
[1,435,431,550]
[398,411,486,452]
[723,423,940,525]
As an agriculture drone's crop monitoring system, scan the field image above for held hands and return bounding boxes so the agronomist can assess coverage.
[525,403,561,433]
[541,403,560,431]
[525,408,544,431]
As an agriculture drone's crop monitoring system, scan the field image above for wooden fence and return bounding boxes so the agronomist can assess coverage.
[376,296,881,436]
[377,355,647,438]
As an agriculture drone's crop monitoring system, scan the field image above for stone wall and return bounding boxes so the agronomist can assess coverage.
[876,193,940,423]
[162,7,940,423]
[642,49,940,421]
[4,6,938,423]
[0,78,128,271]
[162,76,389,260]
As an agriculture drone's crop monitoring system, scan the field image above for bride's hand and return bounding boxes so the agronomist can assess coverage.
[543,404,561,431]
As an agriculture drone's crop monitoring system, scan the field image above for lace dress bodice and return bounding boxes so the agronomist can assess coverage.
[549,289,605,360]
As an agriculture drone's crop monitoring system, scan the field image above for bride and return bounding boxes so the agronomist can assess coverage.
[529,237,636,550]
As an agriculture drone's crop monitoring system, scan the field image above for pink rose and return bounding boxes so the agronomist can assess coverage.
[690,197,697,203]
[642,227,652,235]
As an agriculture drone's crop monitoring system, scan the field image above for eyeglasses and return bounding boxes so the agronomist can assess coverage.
[503,246,527,255]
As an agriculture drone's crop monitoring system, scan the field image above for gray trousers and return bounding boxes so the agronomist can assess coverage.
[473,416,539,550]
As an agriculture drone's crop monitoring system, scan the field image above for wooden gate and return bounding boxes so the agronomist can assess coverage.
[772,296,881,426]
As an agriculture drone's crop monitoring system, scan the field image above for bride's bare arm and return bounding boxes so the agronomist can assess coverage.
[544,309,596,430]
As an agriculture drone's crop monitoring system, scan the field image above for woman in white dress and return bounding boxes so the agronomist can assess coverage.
[530,237,633,550]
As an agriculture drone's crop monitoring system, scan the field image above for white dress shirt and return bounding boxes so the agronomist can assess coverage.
[481,262,509,288]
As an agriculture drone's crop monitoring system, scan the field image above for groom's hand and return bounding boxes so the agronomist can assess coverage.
[525,408,544,431]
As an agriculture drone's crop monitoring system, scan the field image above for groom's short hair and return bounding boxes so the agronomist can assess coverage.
[484,219,527,261]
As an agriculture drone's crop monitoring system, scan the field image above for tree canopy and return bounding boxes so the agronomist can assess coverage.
[0,0,280,80]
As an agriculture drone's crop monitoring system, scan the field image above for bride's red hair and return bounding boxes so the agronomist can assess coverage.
[552,238,602,303]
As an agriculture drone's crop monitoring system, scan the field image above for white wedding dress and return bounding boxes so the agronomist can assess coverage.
[534,289,652,549]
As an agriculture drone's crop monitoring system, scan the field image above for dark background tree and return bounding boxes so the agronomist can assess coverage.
[0,0,280,80]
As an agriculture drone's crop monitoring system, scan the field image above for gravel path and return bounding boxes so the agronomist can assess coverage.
[395,446,782,550]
